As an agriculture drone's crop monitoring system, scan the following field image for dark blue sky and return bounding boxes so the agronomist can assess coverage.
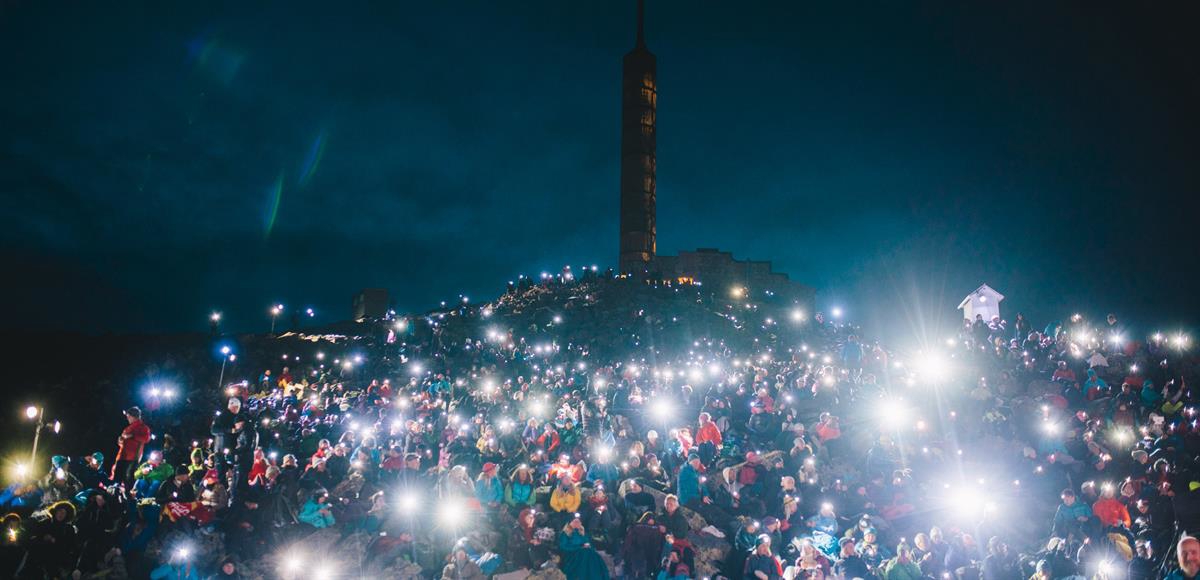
[2,1,1197,341]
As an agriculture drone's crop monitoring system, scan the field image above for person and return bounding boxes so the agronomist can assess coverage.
[559,517,610,580]
[658,494,689,540]
[834,538,874,580]
[441,546,485,580]
[211,556,243,579]
[883,544,922,580]
[112,407,152,487]
[696,412,723,465]
[211,398,242,483]
[133,452,174,499]
[1167,536,1200,580]
[24,501,79,578]
[157,466,198,505]
[76,452,108,490]
[504,464,537,512]
[623,479,656,520]
[1052,489,1093,540]
[549,478,582,526]
[677,453,710,507]
[623,512,665,579]
[474,463,504,511]
[1093,485,1132,529]
[745,534,784,580]
[1128,539,1155,580]
[508,507,548,571]
[148,547,201,580]
[230,414,258,504]
[39,455,82,504]
[981,536,1018,580]
[298,491,335,529]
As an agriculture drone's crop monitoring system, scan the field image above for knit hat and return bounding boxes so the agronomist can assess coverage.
[91,452,104,464]
[51,456,68,468]
[481,462,498,474]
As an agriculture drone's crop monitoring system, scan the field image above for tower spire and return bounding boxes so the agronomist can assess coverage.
[618,0,657,275]
[636,0,646,48]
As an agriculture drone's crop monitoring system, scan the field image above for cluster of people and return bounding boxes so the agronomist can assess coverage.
[3,273,1197,580]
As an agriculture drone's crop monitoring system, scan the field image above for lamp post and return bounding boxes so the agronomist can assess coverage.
[217,347,235,390]
[209,312,222,336]
[25,406,42,466]
[270,304,284,334]
[24,406,59,471]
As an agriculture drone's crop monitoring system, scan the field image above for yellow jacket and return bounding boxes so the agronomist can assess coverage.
[549,487,581,513]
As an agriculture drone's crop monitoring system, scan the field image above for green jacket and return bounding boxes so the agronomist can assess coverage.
[885,559,923,580]
[133,462,174,482]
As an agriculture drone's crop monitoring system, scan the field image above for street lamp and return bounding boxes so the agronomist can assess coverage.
[270,304,284,334]
[209,312,222,336]
[23,405,60,470]
[217,346,234,390]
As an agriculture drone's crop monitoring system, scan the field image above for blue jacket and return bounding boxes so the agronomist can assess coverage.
[1052,501,1092,535]
[475,477,504,505]
[149,564,201,580]
[559,529,589,551]
[677,464,706,506]
[587,462,619,485]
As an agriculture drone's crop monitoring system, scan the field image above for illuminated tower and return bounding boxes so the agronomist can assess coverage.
[618,0,657,275]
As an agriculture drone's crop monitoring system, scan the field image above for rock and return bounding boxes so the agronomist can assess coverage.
[688,531,732,579]
[527,564,568,580]
[332,472,366,498]
[380,558,424,579]
[495,570,532,580]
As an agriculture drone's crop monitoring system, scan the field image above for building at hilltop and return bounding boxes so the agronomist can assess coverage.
[615,1,814,306]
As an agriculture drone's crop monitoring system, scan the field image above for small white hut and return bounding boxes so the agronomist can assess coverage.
[958,284,1004,322]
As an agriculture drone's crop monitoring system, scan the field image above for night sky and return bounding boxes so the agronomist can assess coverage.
[2,1,1198,342]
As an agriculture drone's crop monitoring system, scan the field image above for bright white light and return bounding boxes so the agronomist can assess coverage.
[528,400,546,416]
[410,363,424,376]
[790,309,805,322]
[221,346,231,355]
[948,488,996,519]
[651,398,672,422]
[438,499,466,527]
[916,352,949,382]
[400,493,419,513]
[878,399,908,429]
[24,406,37,420]
[210,312,221,322]
[831,307,843,318]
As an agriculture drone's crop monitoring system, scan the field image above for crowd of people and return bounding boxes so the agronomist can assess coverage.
[2,272,1198,580]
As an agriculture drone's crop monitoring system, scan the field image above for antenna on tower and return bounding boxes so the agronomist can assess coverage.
[636,0,646,48]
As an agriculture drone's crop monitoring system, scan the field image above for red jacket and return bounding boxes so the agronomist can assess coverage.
[117,420,152,462]
[696,422,723,447]
[1093,498,1131,528]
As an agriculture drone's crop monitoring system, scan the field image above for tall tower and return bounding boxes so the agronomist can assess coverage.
[618,0,657,275]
